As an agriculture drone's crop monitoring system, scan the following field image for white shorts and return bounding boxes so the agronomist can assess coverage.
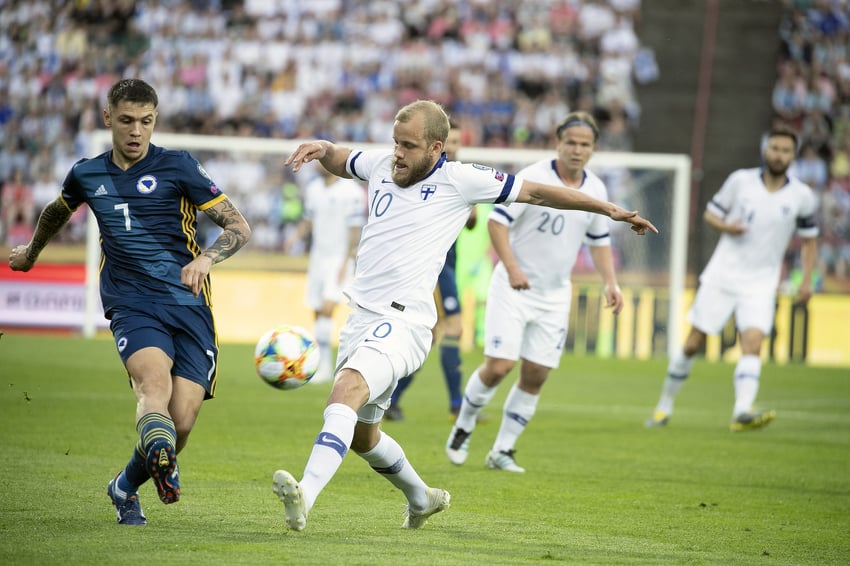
[305,256,353,311]
[482,278,570,369]
[336,306,432,423]
[688,283,775,335]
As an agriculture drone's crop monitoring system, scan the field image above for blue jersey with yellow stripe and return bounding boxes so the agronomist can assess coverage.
[60,144,227,315]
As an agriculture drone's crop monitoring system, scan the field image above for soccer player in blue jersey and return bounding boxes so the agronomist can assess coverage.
[386,120,477,421]
[271,100,656,532]
[8,78,251,525]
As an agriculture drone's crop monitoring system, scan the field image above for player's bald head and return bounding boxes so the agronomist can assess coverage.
[395,100,450,146]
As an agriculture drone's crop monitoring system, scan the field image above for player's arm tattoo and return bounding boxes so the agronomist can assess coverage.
[201,198,251,264]
[26,199,73,261]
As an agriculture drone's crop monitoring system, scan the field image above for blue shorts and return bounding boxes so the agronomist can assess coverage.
[436,263,461,317]
[109,303,219,399]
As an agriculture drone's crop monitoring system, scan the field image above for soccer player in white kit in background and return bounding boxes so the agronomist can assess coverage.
[445,112,624,473]
[273,100,657,532]
[284,164,366,384]
[646,126,819,431]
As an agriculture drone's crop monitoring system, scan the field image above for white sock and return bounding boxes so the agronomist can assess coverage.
[493,384,539,454]
[299,403,357,512]
[732,355,762,417]
[357,431,429,510]
[314,316,334,371]
[655,349,694,414]
[455,369,499,432]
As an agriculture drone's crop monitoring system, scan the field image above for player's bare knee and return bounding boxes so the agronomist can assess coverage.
[442,316,463,338]
[739,330,765,355]
[480,359,513,386]
[519,363,549,391]
[132,378,173,413]
[683,329,706,356]
[328,368,370,408]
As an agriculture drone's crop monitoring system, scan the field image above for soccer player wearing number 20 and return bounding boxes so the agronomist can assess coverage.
[446,112,624,473]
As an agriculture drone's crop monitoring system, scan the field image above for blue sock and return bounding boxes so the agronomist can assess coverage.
[391,374,415,406]
[137,412,177,452]
[117,444,149,493]
[440,337,462,409]
[117,412,177,493]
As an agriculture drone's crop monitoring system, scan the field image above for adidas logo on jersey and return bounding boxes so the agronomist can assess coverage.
[94,185,108,196]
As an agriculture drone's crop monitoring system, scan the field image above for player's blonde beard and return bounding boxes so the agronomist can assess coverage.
[391,155,434,188]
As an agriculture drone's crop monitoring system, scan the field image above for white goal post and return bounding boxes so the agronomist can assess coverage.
[86,130,690,358]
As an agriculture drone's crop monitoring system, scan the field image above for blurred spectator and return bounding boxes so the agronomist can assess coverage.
[790,142,829,190]
[597,110,633,152]
[818,179,850,279]
[5,0,848,291]
[800,107,832,155]
[1,168,34,246]
[774,1,850,288]
[31,168,57,212]
[772,61,807,127]
[0,0,647,249]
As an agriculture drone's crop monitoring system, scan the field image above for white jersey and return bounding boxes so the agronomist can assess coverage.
[345,150,522,327]
[489,160,612,303]
[303,176,366,257]
[700,167,819,294]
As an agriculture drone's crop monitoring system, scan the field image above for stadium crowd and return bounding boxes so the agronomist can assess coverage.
[0,0,848,287]
[780,0,850,283]
[0,0,646,250]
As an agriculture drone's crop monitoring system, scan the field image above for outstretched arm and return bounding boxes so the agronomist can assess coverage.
[181,197,252,297]
[285,140,353,178]
[517,180,658,235]
[8,198,73,272]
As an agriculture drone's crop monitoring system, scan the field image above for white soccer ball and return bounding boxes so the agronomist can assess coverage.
[254,325,320,390]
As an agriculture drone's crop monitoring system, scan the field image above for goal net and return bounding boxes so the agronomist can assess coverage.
[84,131,690,359]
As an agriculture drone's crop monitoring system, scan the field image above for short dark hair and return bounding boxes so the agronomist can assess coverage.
[768,124,798,151]
[107,78,158,109]
[555,111,599,142]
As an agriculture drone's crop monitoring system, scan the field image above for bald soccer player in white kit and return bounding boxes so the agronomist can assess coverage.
[272,100,657,532]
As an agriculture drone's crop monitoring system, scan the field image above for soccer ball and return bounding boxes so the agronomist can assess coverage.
[254,325,320,390]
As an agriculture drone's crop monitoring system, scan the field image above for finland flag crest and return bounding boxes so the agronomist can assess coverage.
[420,184,436,200]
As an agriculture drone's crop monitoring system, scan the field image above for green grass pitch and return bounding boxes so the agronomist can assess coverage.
[1,332,848,565]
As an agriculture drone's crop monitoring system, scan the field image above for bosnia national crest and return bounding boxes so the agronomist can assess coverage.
[136,175,157,194]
